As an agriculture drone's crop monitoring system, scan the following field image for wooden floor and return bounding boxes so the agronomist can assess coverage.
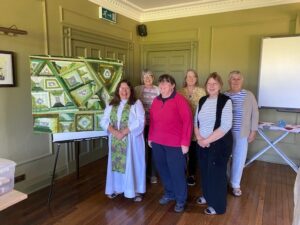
[0,157,296,225]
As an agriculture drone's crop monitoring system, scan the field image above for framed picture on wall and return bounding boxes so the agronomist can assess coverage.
[0,51,15,87]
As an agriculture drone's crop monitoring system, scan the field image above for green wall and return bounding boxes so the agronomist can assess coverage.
[0,0,299,193]
[0,0,140,193]
[140,3,300,169]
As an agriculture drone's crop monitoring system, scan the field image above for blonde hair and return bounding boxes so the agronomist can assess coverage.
[228,70,244,80]
[183,69,199,87]
[140,69,154,84]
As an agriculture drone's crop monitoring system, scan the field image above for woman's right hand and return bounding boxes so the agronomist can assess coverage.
[181,145,189,154]
[148,141,152,148]
[109,125,125,140]
[197,138,210,148]
[115,131,125,140]
[196,135,205,147]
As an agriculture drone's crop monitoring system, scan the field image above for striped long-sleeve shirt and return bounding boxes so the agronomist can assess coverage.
[224,89,246,133]
[194,97,232,138]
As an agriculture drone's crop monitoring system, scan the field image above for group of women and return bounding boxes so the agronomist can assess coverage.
[100,69,259,214]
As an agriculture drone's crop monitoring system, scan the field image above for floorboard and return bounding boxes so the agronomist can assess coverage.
[0,157,296,225]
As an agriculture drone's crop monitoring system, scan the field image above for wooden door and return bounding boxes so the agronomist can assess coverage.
[142,41,197,88]
[146,50,190,88]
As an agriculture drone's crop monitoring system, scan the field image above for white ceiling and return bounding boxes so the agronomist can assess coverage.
[116,0,216,9]
[89,0,300,22]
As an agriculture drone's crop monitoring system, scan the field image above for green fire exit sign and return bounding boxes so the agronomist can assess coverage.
[99,7,117,23]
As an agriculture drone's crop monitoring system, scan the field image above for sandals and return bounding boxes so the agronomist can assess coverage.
[150,176,158,184]
[107,192,121,199]
[108,192,143,202]
[232,188,242,197]
[204,206,217,215]
[196,196,207,205]
[133,194,143,202]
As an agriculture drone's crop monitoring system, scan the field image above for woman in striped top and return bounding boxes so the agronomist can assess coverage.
[135,69,160,184]
[194,72,233,215]
[225,71,259,197]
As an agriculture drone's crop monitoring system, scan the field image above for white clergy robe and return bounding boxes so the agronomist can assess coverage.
[101,99,146,198]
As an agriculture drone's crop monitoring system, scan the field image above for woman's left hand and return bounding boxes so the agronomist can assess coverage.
[198,139,210,148]
[248,131,257,143]
[121,127,130,136]
[181,145,189,154]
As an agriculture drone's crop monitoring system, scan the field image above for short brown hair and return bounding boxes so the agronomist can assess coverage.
[205,72,223,87]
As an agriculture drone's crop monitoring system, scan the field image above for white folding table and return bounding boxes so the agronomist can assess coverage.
[245,122,300,172]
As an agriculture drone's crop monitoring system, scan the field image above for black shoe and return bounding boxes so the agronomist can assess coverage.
[187,176,196,186]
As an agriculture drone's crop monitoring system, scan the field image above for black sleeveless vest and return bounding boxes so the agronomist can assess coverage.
[197,93,232,146]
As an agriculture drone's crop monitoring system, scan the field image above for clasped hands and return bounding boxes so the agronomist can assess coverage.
[109,125,130,140]
[196,137,210,148]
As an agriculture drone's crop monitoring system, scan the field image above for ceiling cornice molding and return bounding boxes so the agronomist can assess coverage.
[89,0,300,22]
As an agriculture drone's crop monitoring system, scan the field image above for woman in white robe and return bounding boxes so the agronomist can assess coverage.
[101,79,146,201]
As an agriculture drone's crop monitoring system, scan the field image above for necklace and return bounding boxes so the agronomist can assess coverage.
[187,87,194,99]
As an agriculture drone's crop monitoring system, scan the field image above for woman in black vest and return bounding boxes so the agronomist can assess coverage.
[194,72,233,215]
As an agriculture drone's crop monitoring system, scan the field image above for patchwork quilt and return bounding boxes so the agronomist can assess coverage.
[30,55,123,133]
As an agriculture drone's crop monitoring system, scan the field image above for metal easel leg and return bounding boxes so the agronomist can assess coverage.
[75,141,80,179]
[48,143,61,205]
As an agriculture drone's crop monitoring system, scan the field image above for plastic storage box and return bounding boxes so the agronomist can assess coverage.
[0,158,16,196]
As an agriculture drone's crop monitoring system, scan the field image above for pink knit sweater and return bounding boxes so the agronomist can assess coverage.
[149,92,193,147]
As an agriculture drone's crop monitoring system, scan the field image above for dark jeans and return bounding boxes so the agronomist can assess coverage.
[152,142,187,205]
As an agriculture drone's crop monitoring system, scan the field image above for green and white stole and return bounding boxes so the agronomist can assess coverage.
[110,103,130,173]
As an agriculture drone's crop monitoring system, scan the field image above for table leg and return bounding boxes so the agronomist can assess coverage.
[245,129,289,167]
[261,132,299,172]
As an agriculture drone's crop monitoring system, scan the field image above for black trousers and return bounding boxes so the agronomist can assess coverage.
[198,137,232,214]
[144,125,156,177]
[187,141,198,176]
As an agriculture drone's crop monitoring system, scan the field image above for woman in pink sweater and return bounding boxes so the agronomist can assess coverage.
[148,74,193,213]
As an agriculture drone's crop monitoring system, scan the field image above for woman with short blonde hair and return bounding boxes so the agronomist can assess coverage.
[225,70,259,197]
[135,69,160,184]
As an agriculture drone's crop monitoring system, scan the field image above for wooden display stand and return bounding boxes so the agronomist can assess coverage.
[0,190,27,211]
